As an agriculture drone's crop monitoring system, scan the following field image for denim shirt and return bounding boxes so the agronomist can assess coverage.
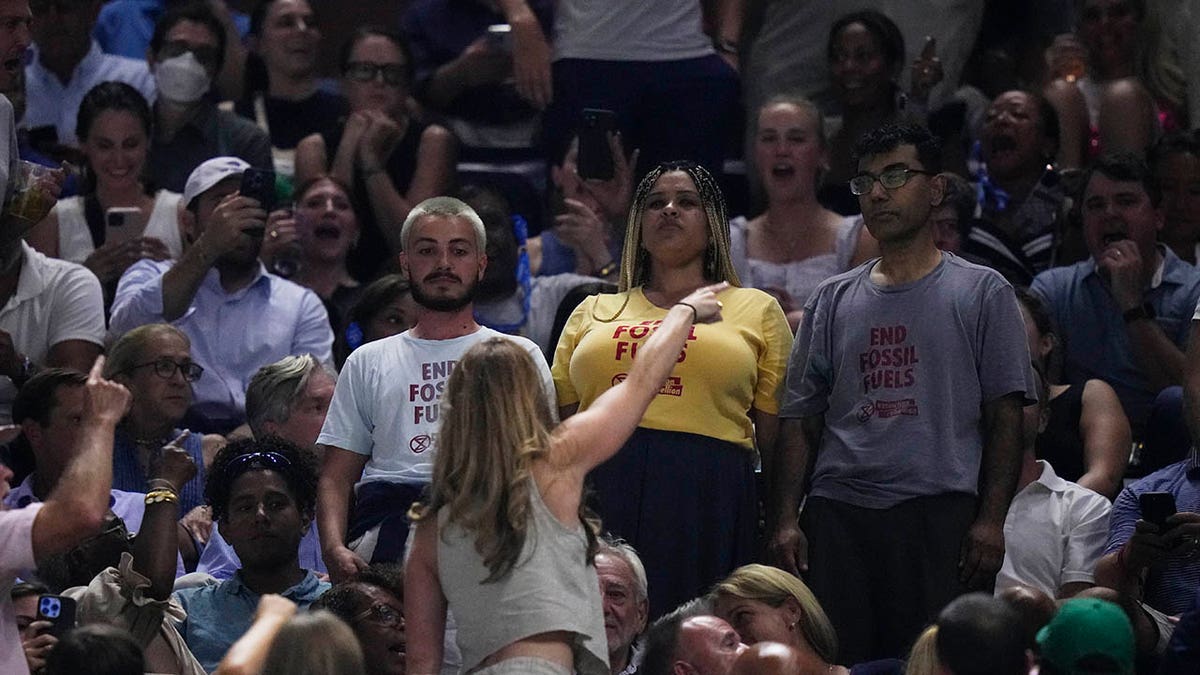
[174,570,330,672]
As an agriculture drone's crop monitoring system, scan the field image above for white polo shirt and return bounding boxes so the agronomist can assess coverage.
[0,243,105,423]
[996,461,1112,598]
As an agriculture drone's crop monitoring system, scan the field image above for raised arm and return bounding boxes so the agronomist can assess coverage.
[133,434,198,600]
[215,595,297,675]
[31,357,131,560]
[550,283,728,474]
[162,194,267,320]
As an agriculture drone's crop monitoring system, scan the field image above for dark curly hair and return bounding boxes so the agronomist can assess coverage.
[205,436,319,522]
[314,564,405,623]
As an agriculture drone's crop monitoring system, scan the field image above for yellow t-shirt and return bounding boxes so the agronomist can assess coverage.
[552,286,792,448]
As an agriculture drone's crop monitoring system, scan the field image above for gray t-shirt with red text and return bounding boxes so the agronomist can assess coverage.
[780,253,1034,509]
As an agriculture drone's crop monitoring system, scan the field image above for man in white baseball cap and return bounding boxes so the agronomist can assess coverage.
[110,156,332,434]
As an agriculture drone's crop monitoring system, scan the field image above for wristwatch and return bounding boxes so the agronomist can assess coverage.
[1122,303,1156,324]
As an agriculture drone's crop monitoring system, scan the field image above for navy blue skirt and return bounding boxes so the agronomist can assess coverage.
[585,427,758,619]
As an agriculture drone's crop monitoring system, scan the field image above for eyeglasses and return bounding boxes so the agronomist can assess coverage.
[159,41,222,70]
[126,358,204,382]
[344,61,407,87]
[848,167,934,196]
[352,603,404,629]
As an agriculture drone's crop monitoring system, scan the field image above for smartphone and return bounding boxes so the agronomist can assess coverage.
[35,594,76,637]
[486,23,512,52]
[239,167,276,237]
[577,108,616,181]
[104,206,144,247]
[1140,491,1177,528]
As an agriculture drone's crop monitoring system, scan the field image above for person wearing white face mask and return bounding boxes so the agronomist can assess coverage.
[145,3,271,193]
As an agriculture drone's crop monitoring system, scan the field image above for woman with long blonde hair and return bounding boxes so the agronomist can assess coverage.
[406,281,728,675]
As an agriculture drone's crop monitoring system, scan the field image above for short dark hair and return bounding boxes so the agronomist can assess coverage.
[75,81,153,144]
[1082,152,1161,207]
[640,598,714,675]
[44,623,144,675]
[205,436,319,522]
[347,274,411,326]
[13,369,88,427]
[827,9,906,70]
[338,25,414,85]
[149,2,228,74]
[314,564,405,623]
[853,122,943,174]
[941,172,978,228]
[936,593,1027,675]
[1148,129,1200,169]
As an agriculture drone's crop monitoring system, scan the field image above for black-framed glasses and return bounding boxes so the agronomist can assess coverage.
[352,602,404,629]
[158,41,222,70]
[343,61,407,87]
[126,358,204,382]
[849,167,934,196]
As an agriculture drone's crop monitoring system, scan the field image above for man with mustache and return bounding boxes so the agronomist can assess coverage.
[1031,152,1200,439]
[316,196,552,581]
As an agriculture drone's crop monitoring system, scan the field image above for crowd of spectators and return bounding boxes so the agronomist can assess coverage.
[2,1,1200,674]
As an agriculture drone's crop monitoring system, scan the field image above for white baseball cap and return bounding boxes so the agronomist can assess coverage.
[182,156,250,207]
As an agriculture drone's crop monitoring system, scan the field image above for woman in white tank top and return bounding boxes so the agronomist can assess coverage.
[26,82,181,284]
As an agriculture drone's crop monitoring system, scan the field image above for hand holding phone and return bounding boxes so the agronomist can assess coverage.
[1140,491,1177,529]
[35,594,76,637]
[577,108,616,181]
[238,168,276,237]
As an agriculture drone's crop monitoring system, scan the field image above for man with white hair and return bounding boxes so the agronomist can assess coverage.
[317,196,552,581]
[597,539,650,675]
[110,156,333,434]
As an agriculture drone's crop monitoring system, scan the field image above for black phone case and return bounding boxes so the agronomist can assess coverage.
[578,108,616,181]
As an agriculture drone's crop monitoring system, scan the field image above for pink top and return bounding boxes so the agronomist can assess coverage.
[0,503,42,675]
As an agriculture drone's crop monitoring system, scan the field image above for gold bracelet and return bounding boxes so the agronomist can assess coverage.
[145,489,179,505]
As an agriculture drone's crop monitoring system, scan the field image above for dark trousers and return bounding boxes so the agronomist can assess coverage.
[801,493,976,663]
[542,55,740,178]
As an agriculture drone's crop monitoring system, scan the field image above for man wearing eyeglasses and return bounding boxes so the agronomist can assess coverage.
[22,0,156,146]
[144,2,270,193]
[769,123,1033,663]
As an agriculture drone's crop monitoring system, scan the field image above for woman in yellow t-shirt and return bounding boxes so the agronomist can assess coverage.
[552,160,793,617]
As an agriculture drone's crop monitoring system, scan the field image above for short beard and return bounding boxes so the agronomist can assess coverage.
[410,275,478,312]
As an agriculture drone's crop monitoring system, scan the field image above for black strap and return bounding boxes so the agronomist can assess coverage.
[83,192,106,248]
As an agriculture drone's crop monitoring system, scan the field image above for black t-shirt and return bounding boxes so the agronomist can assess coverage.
[235,89,347,150]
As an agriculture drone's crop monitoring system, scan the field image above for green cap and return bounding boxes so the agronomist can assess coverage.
[1036,598,1134,674]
